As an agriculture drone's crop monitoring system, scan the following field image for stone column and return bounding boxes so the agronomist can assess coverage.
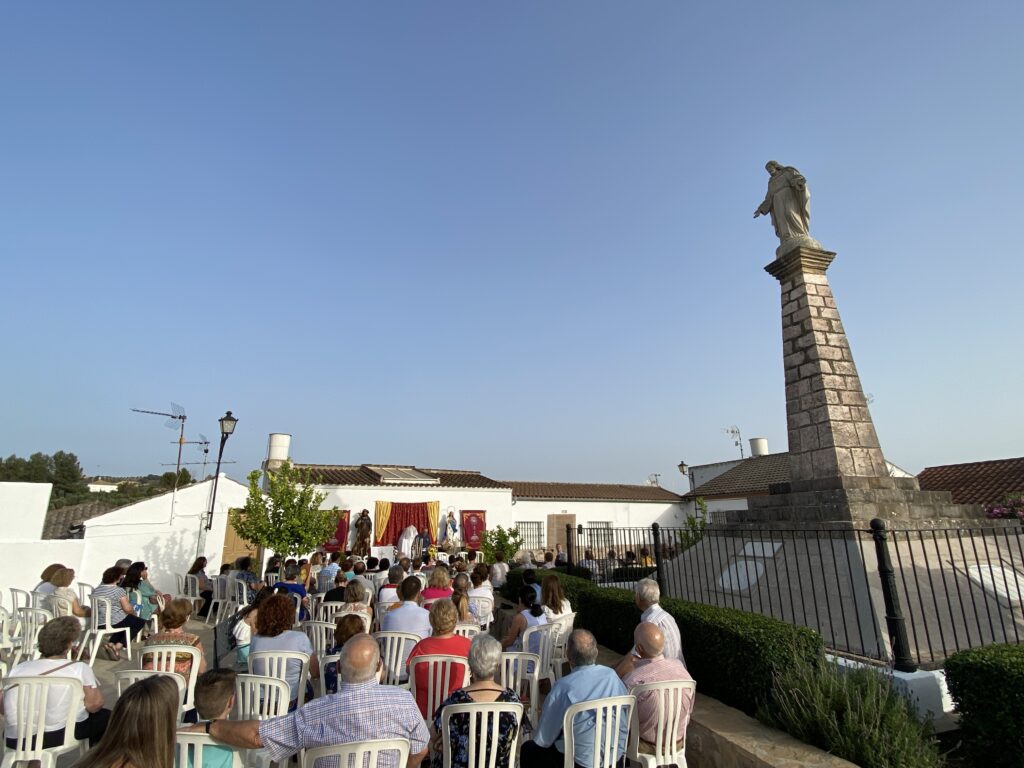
[766,246,889,492]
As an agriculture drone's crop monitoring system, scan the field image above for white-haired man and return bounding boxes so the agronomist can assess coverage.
[615,578,684,678]
[522,629,628,768]
[194,633,429,767]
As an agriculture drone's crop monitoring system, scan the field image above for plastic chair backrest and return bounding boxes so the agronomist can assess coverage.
[440,700,524,768]
[141,644,202,708]
[175,732,244,768]
[468,596,493,626]
[318,653,341,696]
[521,623,556,674]
[115,669,187,723]
[77,582,93,606]
[48,594,75,619]
[88,595,113,630]
[2,675,84,762]
[232,578,249,607]
[300,738,410,768]
[627,679,695,766]
[248,650,310,708]
[17,608,53,661]
[301,621,337,657]
[318,601,346,623]
[409,654,470,721]
[374,631,420,686]
[562,694,635,768]
[184,574,201,599]
[9,588,31,615]
[233,673,291,720]
[499,652,540,727]
[30,591,49,609]
[454,623,480,638]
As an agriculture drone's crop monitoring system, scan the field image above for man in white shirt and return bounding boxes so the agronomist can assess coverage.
[615,578,685,678]
[378,565,406,605]
[380,577,432,674]
[350,561,375,605]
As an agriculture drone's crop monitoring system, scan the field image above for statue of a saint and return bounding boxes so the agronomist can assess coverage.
[753,161,816,251]
[439,510,459,551]
[353,509,373,557]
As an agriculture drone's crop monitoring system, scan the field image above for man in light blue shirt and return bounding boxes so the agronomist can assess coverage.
[522,629,629,768]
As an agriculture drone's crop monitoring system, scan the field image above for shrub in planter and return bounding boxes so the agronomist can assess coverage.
[761,655,944,768]
[945,643,1024,767]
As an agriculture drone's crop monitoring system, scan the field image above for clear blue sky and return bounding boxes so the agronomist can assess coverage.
[3,3,1022,493]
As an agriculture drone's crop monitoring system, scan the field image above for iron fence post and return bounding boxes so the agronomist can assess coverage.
[870,518,918,672]
[652,523,666,595]
[566,523,575,567]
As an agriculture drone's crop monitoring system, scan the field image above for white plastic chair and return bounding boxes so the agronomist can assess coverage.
[76,582,93,606]
[0,607,22,665]
[454,623,481,638]
[439,700,524,768]
[626,679,696,768]
[176,574,204,613]
[30,591,50,609]
[140,644,202,713]
[521,623,558,686]
[301,738,410,768]
[301,620,337,658]
[374,599,400,630]
[318,601,346,623]
[232,577,250,608]
[232,673,291,720]
[499,651,540,732]
[468,596,494,630]
[175,732,244,768]
[375,631,421,687]
[78,595,131,667]
[316,569,335,593]
[318,653,341,696]
[562,695,635,768]
[249,650,311,709]
[0,675,88,767]
[409,654,470,721]
[548,612,576,681]
[15,608,53,664]
[8,588,30,635]
[206,576,235,625]
[283,591,303,626]
[115,669,187,724]
[48,594,75,619]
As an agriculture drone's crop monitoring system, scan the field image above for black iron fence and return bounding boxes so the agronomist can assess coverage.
[565,519,1024,670]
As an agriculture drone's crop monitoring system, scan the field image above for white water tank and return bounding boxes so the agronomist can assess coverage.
[749,437,769,457]
[265,433,292,471]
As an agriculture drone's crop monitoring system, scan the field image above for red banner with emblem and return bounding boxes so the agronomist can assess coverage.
[461,510,486,549]
[324,510,351,553]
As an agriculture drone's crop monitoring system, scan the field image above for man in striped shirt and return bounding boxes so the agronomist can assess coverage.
[197,634,429,767]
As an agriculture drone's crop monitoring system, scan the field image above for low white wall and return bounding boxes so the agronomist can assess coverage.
[0,482,53,540]
[79,476,249,595]
[510,499,688,538]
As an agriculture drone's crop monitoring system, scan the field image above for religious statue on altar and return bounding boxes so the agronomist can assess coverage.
[439,509,460,552]
[353,509,373,557]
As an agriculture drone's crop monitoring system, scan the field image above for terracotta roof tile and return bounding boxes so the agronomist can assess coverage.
[505,481,682,503]
[917,456,1024,505]
[42,500,117,540]
[685,454,792,499]
[294,464,509,490]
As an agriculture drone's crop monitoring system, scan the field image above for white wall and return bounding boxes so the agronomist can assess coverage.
[87,483,118,493]
[316,483,686,551]
[0,540,85,613]
[0,482,53,540]
[79,476,249,595]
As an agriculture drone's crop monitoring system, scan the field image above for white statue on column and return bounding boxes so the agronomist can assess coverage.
[754,160,821,254]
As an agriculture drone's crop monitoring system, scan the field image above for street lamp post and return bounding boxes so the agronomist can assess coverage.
[205,411,238,531]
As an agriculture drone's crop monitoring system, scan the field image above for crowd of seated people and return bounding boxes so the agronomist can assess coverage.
[3,547,695,768]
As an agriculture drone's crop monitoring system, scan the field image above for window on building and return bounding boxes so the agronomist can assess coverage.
[516,521,543,551]
[587,521,614,554]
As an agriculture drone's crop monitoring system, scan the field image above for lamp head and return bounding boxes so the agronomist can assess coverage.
[219,411,238,437]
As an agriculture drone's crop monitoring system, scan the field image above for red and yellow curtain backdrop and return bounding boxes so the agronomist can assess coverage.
[374,501,439,546]
[426,500,440,543]
[324,510,351,552]
[461,510,486,549]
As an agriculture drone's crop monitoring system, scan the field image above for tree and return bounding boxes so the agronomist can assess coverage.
[159,468,194,489]
[51,451,87,496]
[230,461,340,560]
[481,525,524,565]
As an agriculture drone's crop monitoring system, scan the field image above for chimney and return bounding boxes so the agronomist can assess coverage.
[749,437,768,458]
[264,433,292,473]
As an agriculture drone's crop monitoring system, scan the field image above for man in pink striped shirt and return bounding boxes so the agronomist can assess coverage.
[621,622,694,754]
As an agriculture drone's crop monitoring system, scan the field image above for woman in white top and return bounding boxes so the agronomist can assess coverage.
[540,574,572,621]
[48,567,91,627]
[1,616,110,748]
[489,552,510,589]
[500,586,548,653]
[34,562,64,594]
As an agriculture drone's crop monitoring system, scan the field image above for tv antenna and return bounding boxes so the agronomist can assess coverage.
[132,403,187,490]
[647,473,661,486]
[723,425,745,458]
[170,434,212,478]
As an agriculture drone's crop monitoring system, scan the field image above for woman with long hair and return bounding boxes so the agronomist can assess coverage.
[187,556,214,617]
[541,574,572,620]
[121,562,164,623]
[450,573,474,624]
[72,675,179,768]
[500,586,548,652]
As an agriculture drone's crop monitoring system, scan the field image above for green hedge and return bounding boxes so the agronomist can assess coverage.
[945,644,1024,767]
[502,568,822,715]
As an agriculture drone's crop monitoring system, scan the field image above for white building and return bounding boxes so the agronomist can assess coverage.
[267,433,686,554]
[86,478,119,493]
[0,476,248,601]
